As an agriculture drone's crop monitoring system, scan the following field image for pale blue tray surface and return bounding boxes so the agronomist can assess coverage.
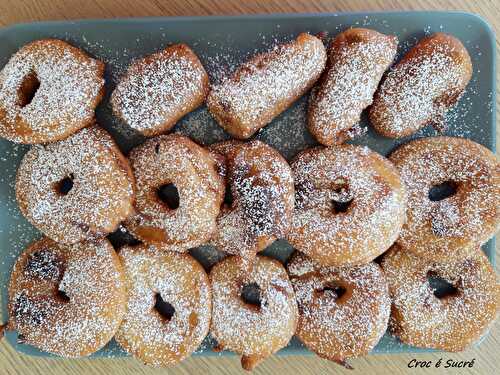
[0,11,495,358]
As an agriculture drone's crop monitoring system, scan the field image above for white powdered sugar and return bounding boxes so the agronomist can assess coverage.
[288,145,407,265]
[0,39,104,143]
[125,134,223,250]
[207,33,327,138]
[309,29,397,144]
[370,33,472,137]
[382,245,499,351]
[210,256,297,358]
[288,252,391,362]
[389,136,500,261]
[15,126,135,244]
[8,238,125,357]
[111,45,208,135]
[114,244,211,366]
[209,141,294,266]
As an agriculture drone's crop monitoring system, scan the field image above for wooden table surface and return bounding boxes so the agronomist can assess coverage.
[0,0,498,374]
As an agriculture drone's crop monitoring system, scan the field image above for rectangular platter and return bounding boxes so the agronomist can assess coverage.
[0,11,496,358]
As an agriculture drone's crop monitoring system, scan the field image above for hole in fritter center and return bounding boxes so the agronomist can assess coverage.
[18,71,40,108]
[428,181,458,202]
[331,179,353,213]
[57,288,70,303]
[332,199,353,213]
[157,183,180,210]
[223,186,234,207]
[154,293,175,321]
[241,283,262,308]
[321,283,347,301]
[427,271,459,299]
[54,174,74,196]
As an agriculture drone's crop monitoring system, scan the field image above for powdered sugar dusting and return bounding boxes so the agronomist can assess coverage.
[111,45,208,135]
[288,252,390,360]
[288,145,407,266]
[210,256,297,358]
[0,39,104,143]
[125,134,223,250]
[115,244,211,366]
[8,238,126,358]
[209,141,294,266]
[390,136,500,261]
[15,126,135,245]
[255,97,316,160]
[370,33,472,137]
[309,29,397,145]
[207,33,327,138]
[382,245,499,351]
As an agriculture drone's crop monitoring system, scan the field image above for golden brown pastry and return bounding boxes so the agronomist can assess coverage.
[389,136,500,262]
[115,243,211,367]
[209,140,294,271]
[370,33,472,138]
[308,28,397,145]
[15,125,135,245]
[381,244,499,351]
[287,144,407,266]
[207,33,327,139]
[125,134,224,250]
[287,252,390,368]
[6,237,126,357]
[210,255,297,371]
[111,44,209,136]
[0,39,104,144]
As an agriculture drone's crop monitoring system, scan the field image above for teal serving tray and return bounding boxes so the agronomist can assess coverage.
[0,11,495,358]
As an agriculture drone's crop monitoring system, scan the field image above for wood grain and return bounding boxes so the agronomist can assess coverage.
[0,1,498,374]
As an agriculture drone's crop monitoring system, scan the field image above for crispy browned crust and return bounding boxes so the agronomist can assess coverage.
[308,28,397,145]
[15,125,136,244]
[0,39,105,144]
[207,33,327,139]
[208,140,295,272]
[369,33,472,138]
[124,134,224,250]
[381,244,499,351]
[114,243,211,367]
[287,144,407,266]
[210,256,297,370]
[389,136,500,261]
[8,237,126,357]
[287,252,390,364]
[111,44,209,137]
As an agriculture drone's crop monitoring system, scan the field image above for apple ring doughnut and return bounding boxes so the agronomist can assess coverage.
[308,28,397,145]
[125,134,224,250]
[389,136,500,261]
[370,33,472,138]
[287,144,407,266]
[209,140,294,270]
[15,125,135,245]
[287,252,390,367]
[114,243,211,367]
[6,237,126,357]
[381,244,499,351]
[207,33,327,139]
[0,39,104,144]
[210,255,298,370]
